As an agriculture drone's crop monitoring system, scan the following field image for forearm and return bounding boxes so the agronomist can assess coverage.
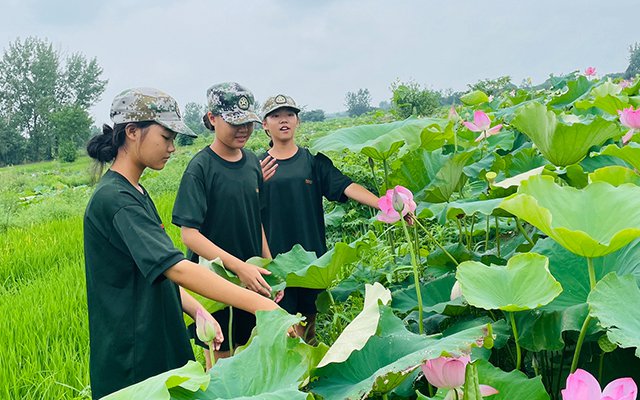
[344,183,380,209]
[179,287,206,318]
[167,260,279,314]
[181,227,243,273]
[261,225,272,259]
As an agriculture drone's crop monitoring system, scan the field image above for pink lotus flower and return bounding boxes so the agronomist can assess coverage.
[449,105,461,122]
[618,107,640,144]
[422,355,498,399]
[377,185,416,224]
[562,369,637,400]
[463,110,503,142]
[585,67,597,77]
[620,80,632,89]
[195,308,217,343]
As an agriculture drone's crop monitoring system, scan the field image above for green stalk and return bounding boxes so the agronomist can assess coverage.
[456,218,464,245]
[382,394,389,400]
[209,341,216,367]
[570,257,596,372]
[367,158,382,197]
[401,218,424,334]
[413,217,459,266]
[598,351,605,383]
[509,312,522,371]
[469,215,476,250]
[228,306,234,356]
[485,217,490,251]
[515,217,534,246]
[495,216,501,258]
[382,159,390,192]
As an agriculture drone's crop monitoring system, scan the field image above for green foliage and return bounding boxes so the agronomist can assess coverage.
[468,76,515,96]
[299,109,325,122]
[0,36,106,164]
[390,80,441,118]
[50,105,93,162]
[182,102,209,138]
[345,88,372,117]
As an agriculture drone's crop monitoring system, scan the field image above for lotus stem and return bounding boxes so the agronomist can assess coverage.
[401,218,424,334]
[382,394,389,400]
[570,315,592,373]
[485,217,490,251]
[383,159,390,192]
[456,218,463,245]
[209,341,216,367]
[228,306,234,356]
[367,157,382,197]
[412,217,459,266]
[495,216,501,258]
[587,257,596,290]
[509,312,522,371]
[515,217,535,246]
[570,257,598,373]
[469,214,476,250]
[598,351,605,383]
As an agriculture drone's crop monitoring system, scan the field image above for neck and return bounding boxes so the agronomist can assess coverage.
[210,139,243,161]
[110,150,145,191]
[269,140,298,158]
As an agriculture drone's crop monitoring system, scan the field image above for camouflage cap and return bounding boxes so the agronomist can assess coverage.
[206,82,261,125]
[110,87,197,137]
[261,94,301,120]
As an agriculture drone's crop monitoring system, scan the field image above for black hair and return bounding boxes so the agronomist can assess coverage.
[86,121,155,182]
[202,113,215,131]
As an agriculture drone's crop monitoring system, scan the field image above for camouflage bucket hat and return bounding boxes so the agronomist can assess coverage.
[206,82,261,125]
[110,87,197,137]
[261,94,301,120]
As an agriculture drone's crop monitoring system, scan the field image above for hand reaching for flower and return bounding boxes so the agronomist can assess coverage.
[235,261,272,297]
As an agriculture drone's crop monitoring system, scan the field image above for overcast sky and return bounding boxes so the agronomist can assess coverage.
[0,0,637,124]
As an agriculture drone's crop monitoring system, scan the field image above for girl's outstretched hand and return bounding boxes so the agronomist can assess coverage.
[236,261,272,297]
[260,155,278,182]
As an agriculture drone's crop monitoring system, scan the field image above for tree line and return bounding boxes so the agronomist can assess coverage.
[0,37,107,166]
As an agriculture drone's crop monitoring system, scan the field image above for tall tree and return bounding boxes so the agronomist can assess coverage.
[50,105,93,162]
[345,88,372,117]
[0,118,25,166]
[390,80,441,119]
[0,37,107,163]
[625,42,640,79]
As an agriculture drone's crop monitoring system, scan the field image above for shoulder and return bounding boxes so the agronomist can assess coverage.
[87,179,142,218]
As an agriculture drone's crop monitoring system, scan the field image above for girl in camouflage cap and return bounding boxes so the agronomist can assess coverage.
[83,88,282,398]
[259,94,381,343]
[172,82,279,366]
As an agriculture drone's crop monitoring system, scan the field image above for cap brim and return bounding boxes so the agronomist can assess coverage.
[261,105,301,120]
[158,120,198,137]
[221,110,262,125]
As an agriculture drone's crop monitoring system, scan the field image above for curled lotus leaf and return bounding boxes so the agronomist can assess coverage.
[510,102,621,166]
[500,175,640,258]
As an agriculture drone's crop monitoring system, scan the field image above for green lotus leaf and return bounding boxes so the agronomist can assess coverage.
[493,166,546,189]
[391,274,467,316]
[440,198,504,221]
[460,90,489,105]
[103,360,209,400]
[500,146,549,177]
[548,75,596,108]
[598,142,640,171]
[456,253,562,312]
[575,94,629,115]
[588,272,640,357]
[310,306,489,399]
[422,151,474,203]
[499,175,640,257]
[193,309,325,399]
[309,117,448,160]
[510,102,621,166]
[589,165,640,186]
[285,241,363,289]
[318,282,392,368]
[515,237,640,351]
[475,359,549,400]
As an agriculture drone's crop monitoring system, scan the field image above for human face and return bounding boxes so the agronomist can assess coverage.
[209,113,254,151]
[263,107,299,144]
[132,123,177,170]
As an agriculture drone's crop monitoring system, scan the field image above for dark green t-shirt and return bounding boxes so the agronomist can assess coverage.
[83,170,193,400]
[172,147,263,261]
[260,148,352,257]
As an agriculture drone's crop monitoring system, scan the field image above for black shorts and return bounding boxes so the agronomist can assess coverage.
[188,307,255,352]
[278,287,324,315]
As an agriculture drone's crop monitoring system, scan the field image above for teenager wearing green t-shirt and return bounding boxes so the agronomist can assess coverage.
[259,94,380,342]
[172,82,278,367]
[83,88,281,399]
